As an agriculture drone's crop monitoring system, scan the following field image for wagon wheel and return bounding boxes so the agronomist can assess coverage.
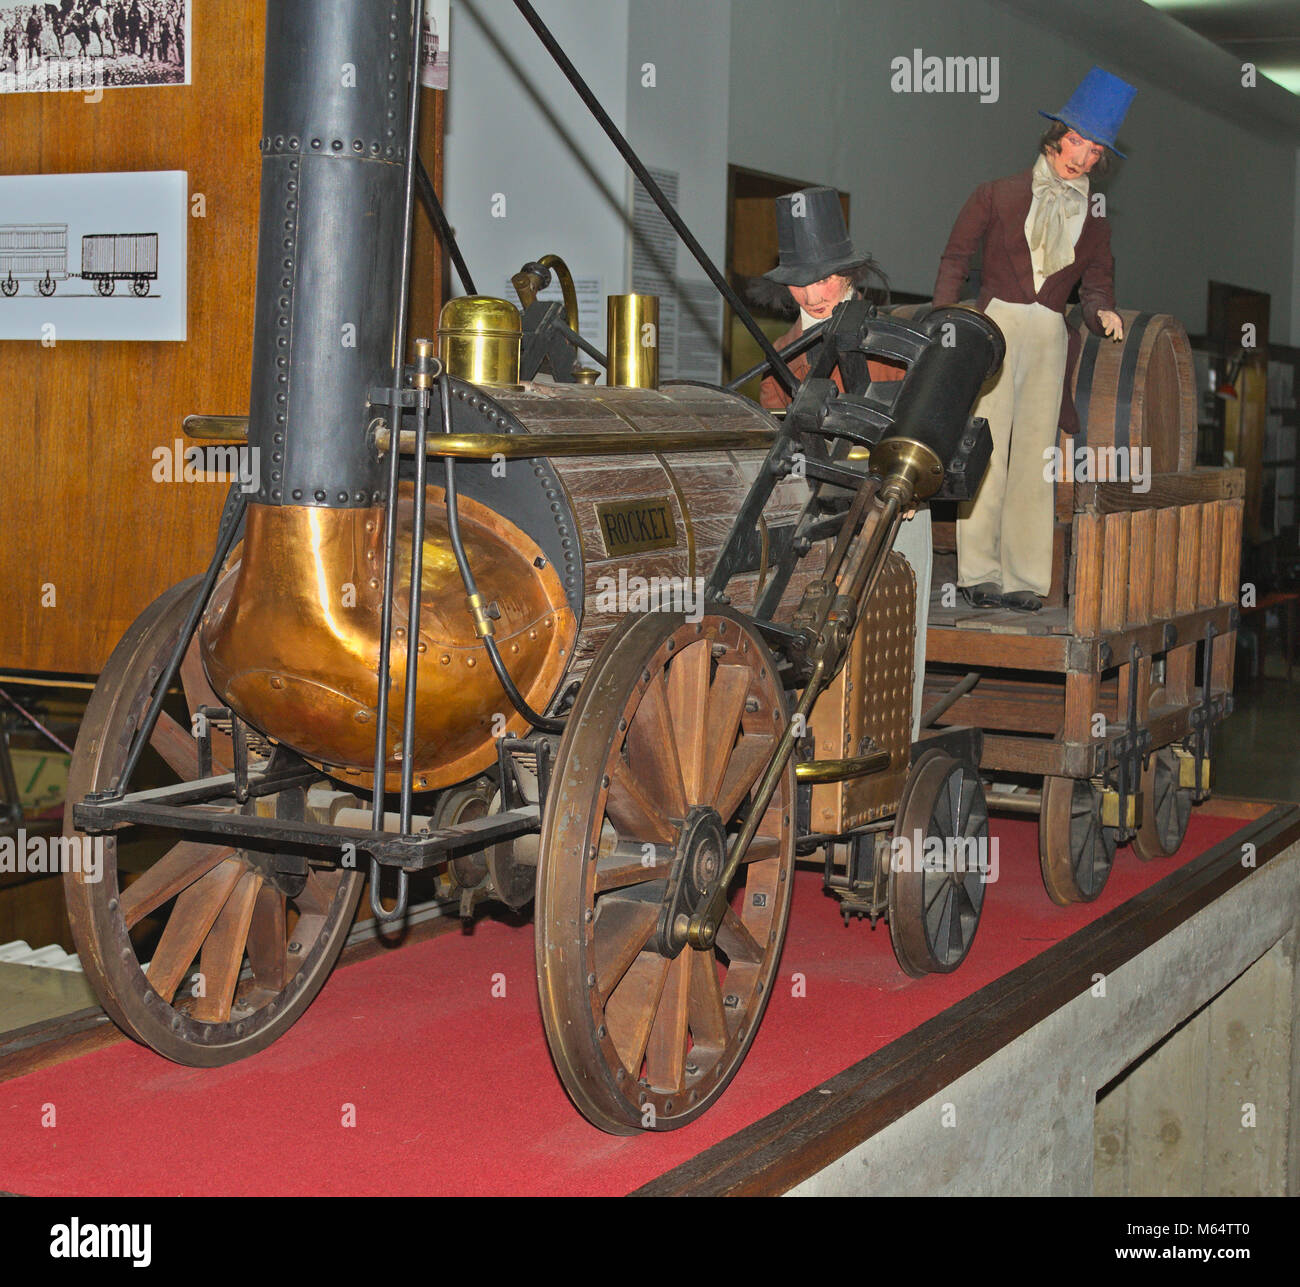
[36,275,55,297]
[1,277,16,298]
[132,278,150,297]
[96,278,115,297]
[62,577,363,1065]
[536,608,794,1133]
[1039,776,1117,904]
[1132,746,1193,861]
[888,749,989,977]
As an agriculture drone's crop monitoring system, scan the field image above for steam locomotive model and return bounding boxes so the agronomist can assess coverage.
[66,0,1014,1135]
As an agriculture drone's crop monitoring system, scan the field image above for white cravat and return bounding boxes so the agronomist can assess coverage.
[1025,154,1088,292]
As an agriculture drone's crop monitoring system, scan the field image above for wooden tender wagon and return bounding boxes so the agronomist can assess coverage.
[919,309,1244,900]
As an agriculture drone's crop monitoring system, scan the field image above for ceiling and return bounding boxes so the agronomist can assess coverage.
[1145,0,1300,94]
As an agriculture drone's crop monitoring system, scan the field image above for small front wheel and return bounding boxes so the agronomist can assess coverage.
[96,278,116,297]
[888,750,990,977]
[132,278,150,297]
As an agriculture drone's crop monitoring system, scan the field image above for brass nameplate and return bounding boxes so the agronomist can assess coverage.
[596,497,678,557]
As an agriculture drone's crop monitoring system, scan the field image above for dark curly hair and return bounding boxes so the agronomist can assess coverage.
[1039,121,1113,179]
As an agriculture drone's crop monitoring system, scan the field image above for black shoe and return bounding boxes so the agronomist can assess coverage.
[1001,591,1043,613]
[960,582,1002,609]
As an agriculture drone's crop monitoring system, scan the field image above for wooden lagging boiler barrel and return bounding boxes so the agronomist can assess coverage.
[492,381,822,674]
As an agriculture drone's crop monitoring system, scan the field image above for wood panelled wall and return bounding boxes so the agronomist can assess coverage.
[2,9,445,676]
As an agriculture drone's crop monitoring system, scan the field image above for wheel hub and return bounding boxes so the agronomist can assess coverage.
[655,805,726,957]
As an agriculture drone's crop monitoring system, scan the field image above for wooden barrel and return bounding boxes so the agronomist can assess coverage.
[1065,309,1197,473]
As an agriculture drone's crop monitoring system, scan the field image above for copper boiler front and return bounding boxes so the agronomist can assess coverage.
[199,485,576,793]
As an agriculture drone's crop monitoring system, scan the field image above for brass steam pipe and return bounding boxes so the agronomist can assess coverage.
[374,427,777,459]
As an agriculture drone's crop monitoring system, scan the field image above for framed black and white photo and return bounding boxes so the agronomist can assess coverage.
[0,1,191,96]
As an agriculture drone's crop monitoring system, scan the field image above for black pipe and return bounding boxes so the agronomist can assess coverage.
[110,490,248,796]
[725,319,827,392]
[372,0,428,829]
[920,671,981,729]
[415,154,477,296]
[510,0,799,396]
[440,376,565,735]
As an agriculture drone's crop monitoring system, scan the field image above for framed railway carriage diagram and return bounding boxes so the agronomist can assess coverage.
[39,0,1249,1146]
[0,169,185,339]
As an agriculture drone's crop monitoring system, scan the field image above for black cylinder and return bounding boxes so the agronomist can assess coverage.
[248,0,415,508]
[878,306,1005,468]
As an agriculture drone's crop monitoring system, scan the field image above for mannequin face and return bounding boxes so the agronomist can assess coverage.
[1048,129,1106,180]
[789,273,852,321]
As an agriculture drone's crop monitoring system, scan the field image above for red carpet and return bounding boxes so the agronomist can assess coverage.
[0,811,1248,1195]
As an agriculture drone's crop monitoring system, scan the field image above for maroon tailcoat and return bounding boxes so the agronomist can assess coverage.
[932,168,1116,434]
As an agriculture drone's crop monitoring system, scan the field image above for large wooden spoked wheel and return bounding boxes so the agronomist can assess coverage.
[63,578,363,1065]
[887,750,990,978]
[1132,746,1193,861]
[536,609,795,1134]
[1039,776,1117,905]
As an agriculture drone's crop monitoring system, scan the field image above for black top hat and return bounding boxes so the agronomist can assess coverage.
[763,186,869,287]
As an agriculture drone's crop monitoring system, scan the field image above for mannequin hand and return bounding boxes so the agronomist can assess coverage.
[1097,309,1124,341]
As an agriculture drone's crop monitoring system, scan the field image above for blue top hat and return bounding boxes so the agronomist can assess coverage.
[1039,66,1136,158]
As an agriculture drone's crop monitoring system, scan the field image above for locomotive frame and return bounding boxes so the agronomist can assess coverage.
[59,0,1242,1138]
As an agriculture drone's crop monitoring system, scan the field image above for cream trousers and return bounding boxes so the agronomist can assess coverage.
[957,299,1065,597]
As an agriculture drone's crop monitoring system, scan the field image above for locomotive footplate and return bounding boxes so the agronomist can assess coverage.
[74,784,540,871]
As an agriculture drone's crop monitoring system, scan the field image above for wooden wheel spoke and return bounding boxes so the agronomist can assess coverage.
[644,952,692,1092]
[296,867,342,916]
[595,846,674,892]
[606,760,677,847]
[192,870,263,1022]
[150,710,201,780]
[687,949,728,1055]
[666,639,711,805]
[698,664,751,808]
[119,840,236,930]
[604,951,672,1075]
[146,858,246,1003]
[715,905,763,965]
[714,734,775,825]
[593,895,661,1000]
[246,883,289,993]
[626,673,688,819]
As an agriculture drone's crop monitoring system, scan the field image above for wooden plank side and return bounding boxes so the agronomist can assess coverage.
[1127,509,1155,627]
[1174,505,1202,618]
[1197,503,1222,611]
[1151,506,1179,620]
[1071,512,1104,637]
[1100,511,1131,633]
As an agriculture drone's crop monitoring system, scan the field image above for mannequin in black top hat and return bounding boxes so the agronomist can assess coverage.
[757,187,930,739]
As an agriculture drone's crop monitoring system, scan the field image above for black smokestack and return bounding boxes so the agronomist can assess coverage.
[248,0,416,510]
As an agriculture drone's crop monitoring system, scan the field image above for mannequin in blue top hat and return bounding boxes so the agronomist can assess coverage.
[934,67,1136,612]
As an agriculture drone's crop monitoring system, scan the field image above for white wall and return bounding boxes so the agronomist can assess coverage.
[624,0,730,278]
[728,0,1298,342]
[442,0,632,348]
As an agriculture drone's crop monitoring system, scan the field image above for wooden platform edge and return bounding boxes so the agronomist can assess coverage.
[631,804,1300,1197]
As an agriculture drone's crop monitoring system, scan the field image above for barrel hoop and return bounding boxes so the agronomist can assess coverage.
[1113,311,1156,454]
[1072,328,1102,449]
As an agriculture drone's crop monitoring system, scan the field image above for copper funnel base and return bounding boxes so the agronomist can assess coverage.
[200,489,575,793]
